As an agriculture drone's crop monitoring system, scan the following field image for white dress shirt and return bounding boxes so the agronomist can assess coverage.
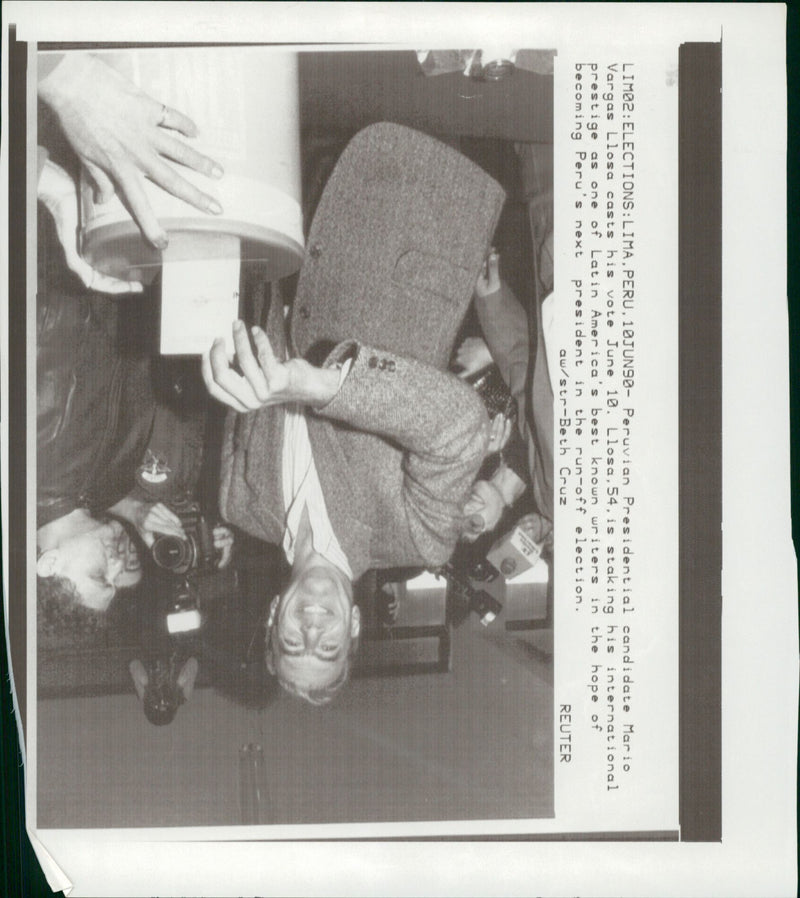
[280,361,353,579]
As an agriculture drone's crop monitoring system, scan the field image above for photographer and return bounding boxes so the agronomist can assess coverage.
[119,399,235,727]
[36,51,225,617]
[454,268,530,545]
[35,226,229,617]
[456,242,554,530]
[113,395,234,570]
[35,256,156,613]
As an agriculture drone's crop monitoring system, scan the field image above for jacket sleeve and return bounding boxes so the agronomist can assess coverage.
[474,281,530,432]
[315,340,491,563]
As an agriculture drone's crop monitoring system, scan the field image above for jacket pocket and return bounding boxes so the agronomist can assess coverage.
[392,250,473,305]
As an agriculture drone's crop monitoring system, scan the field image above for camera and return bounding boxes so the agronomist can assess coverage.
[151,503,213,635]
[165,577,203,635]
[151,501,217,574]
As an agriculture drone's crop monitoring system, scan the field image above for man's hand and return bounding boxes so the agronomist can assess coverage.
[454,335,493,379]
[212,525,235,569]
[136,501,187,548]
[109,495,186,548]
[38,159,143,294]
[461,458,525,542]
[39,53,224,249]
[486,412,513,457]
[462,479,507,542]
[202,320,341,413]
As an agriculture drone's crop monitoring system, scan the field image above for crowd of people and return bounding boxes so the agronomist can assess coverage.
[36,53,554,717]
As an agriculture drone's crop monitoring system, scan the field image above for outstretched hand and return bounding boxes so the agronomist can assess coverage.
[38,159,143,294]
[39,53,224,248]
[202,320,341,413]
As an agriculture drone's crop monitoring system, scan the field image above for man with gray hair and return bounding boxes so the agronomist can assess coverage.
[203,123,506,704]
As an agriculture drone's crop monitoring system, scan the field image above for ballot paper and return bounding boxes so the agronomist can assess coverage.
[159,234,241,356]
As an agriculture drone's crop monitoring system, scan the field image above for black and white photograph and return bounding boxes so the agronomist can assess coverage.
[1,4,795,897]
[33,45,556,829]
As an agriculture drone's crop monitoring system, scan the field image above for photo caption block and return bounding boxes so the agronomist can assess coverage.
[553,47,679,831]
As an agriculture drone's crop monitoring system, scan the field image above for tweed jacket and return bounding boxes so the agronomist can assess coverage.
[219,123,506,578]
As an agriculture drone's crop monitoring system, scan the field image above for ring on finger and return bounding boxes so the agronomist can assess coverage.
[158,103,169,126]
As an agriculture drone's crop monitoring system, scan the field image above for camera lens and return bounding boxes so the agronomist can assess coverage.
[152,535,194,573]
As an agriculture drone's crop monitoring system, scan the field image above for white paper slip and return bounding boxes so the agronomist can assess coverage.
[159,234,241,356]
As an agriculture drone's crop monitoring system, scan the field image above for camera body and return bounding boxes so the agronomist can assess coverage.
[150,502,221,638]
[151,501,217,575]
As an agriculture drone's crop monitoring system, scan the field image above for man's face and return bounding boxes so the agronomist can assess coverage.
[268,565,360,694]
[44,517,141,610]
